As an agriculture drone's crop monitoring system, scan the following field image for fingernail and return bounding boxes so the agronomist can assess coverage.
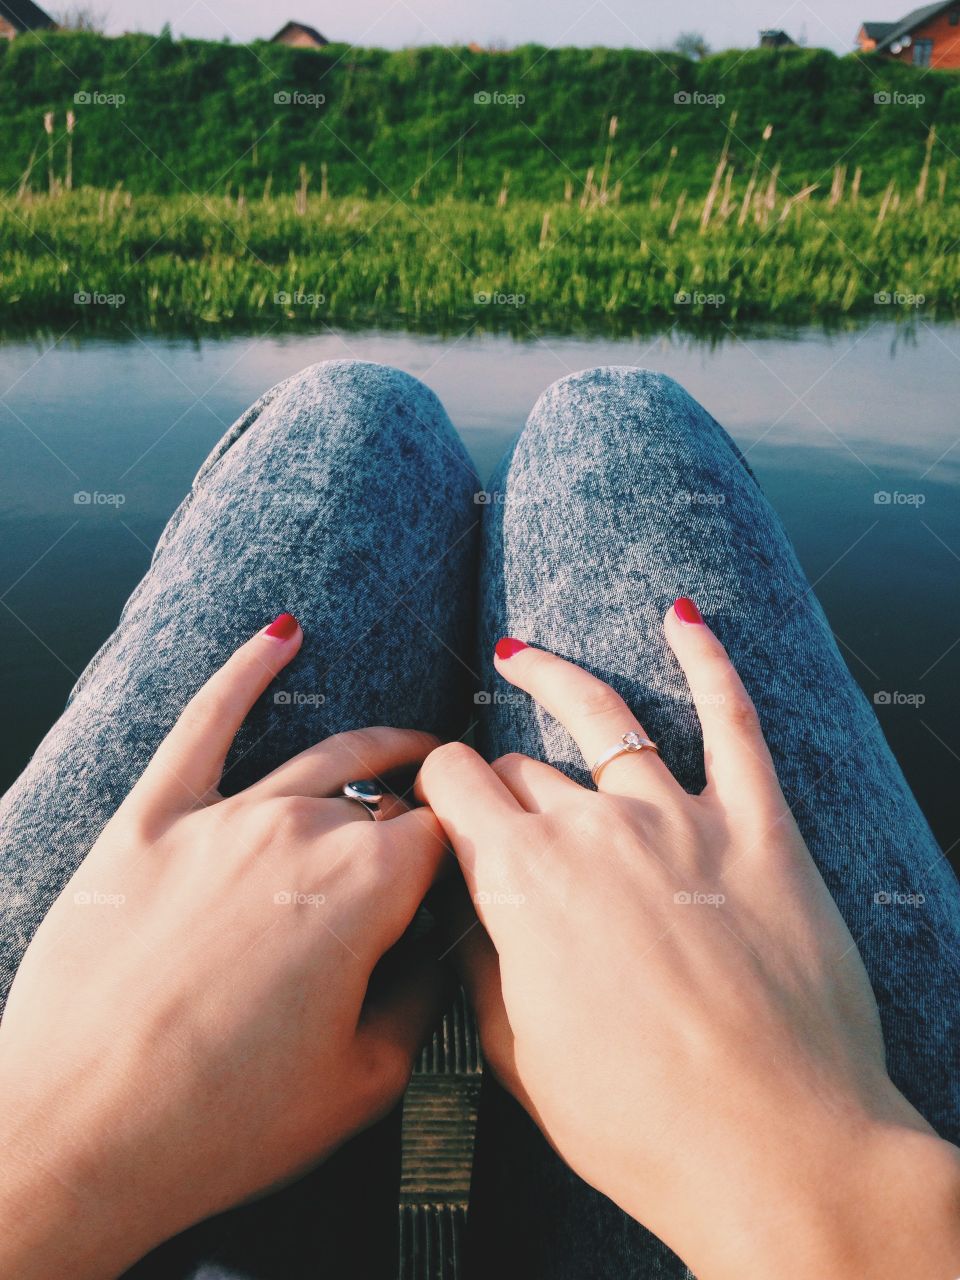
[264,612,299,640]
[674,597,703,626]
[495,636,527,660]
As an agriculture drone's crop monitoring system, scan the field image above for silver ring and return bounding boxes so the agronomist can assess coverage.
[341,780,384,821]
[590,731,659,786]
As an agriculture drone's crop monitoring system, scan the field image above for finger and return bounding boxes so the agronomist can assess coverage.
[413,743,522,884]
[133,613,302,815]
[324,791,410,826]
[490,753,579,813]
[427,874,534,1111]
[251,727,439,801]
[355,935,457,1110]
[362,808,455,956]
[492,639,679,799]
[663,598,780,803]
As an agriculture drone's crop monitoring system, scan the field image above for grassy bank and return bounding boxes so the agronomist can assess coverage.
[2,34,959,201]
[1,176,952,330]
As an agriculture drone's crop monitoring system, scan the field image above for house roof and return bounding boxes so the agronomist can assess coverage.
[0,0,56,31]
[861,20,897,38]
[270,20,328,43]
[871,2,955,49]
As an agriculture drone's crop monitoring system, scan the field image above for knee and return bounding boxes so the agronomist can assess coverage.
[526,366,708,455]
[273,359,449,447]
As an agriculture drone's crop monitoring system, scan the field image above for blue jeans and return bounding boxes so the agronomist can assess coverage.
[1,360,957,1279]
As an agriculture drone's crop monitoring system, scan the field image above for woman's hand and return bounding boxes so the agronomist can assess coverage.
[419,601,960,1280]
[0,615,451,1280]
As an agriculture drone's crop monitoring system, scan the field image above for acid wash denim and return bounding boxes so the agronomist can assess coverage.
[1,360,958,1280]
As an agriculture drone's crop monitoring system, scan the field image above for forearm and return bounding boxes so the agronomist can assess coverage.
[678,1120,960,1280]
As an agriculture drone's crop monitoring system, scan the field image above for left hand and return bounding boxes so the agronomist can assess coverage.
[0,616,451,1280]
[417,603,960,1280]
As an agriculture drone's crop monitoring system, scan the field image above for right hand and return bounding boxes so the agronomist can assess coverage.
[0,614,451,1280]
[418,604,960,1280]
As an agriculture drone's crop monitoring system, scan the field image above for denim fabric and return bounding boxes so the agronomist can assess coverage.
[0,359,480,1279]
[468,366,960,1279]
[1,360,957,1280]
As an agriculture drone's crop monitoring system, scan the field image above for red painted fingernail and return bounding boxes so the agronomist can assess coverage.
[674,597,703,625]
[264,612,299,640]
[495,636,527,660]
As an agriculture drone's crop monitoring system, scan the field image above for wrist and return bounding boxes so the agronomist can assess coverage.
[0,1082,159,1280]
[687,1112,960,1280]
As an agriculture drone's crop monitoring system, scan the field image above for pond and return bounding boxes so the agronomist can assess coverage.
[1,322,958,865]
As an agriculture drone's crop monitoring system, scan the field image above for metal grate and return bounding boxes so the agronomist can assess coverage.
[398,1204,467,1280]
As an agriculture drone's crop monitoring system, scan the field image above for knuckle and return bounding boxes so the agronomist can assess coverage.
[423,741,478,777]
[259,794,318,843]
[365,1041,413,1107]
[491,752,527,776]
[723,692,762,735]
[568,681,624,722]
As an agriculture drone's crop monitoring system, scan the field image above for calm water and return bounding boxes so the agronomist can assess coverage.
[1,323,958,863]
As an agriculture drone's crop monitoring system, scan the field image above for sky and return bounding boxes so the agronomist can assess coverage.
[90,0,892,55]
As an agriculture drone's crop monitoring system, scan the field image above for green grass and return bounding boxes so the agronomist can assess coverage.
[2,34,960,200]
[1,179,953,331]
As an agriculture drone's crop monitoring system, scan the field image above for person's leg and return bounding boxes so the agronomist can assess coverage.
[0,359,480,1279]
[467,366,960,1279]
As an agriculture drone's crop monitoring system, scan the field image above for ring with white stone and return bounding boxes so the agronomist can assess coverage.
[341,779,384,821]
[590,731,659,787]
